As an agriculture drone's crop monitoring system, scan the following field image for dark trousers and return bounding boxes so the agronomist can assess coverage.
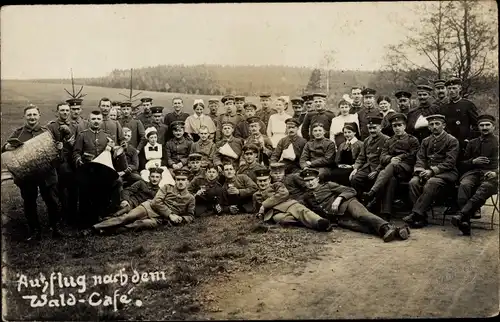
[338,199,388,236]
[350,167,375,195]
[409,172,458,217]
[370,163,412,214]
[118,172,143,189]
[330,167,354,187]
[57,167,79,223]
[194,186,223,216]
[17,179,60,232]
[458,173,498,219]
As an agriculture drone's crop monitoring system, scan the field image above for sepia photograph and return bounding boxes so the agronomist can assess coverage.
[1,2,499,320]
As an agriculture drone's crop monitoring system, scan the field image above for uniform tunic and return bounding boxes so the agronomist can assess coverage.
[244,133,274,166]
[165,137,193,168]
[432,97,450,110]
[233,119,266,140]
[282,174,307,203]
[100,117,125,145]
[270,135,307,174]
[256,107,278,129]
[357,106,381,140]
[406,104,439,143]
[237,161,267,182]
[221,174,258,213]
[216,113,244,141]
[119,116,145,148]
[164,111,190,140]
[267,112,289,148]
[188,176,224,216]
[151,185,196,222]
[213,136,244,167]
[380,109,397,137]
[300,110,336,140]
[457,133,499,216]
[121,180,160,208]
[46,119,76,169]
[349,103,363,115]
[137,111,154,129]
[292,112,307,125]
[299,138,336,170]
[440,98,480,157]
[253,182,323,229]
[72,128,111,166]
[69,116,89,136]
[409,130,460,216]
[190,140,216,167]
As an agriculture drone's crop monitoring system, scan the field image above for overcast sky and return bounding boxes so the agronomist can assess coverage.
[0,2,496,79]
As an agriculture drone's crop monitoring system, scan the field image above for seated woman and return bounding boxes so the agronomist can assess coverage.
[267,97,290,148]
[188,163,224,217]
[330,122,364,186]
[139,127,175,187]
[377,95,397,137]
[329,99,360,148]
[184,99,217,142]
[299,122,336,182]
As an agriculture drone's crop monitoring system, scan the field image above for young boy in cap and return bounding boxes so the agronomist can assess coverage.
[188,163,224,217]
[349,116,389,196]
[244,116,274,166]
[235,96,246,117]
[256,94,278,128]
[187,153,205,180]
[330,122,364,186]
[3,105,63,240]
[138,106,168,151]
[190,125,216,168]
[237,144,267,182]
[98,97,125,146]
[165,121,193,170]
[234,103,266,140]
[216,95,243,141]
[270,118,307,175]
[406,85,439,143]
[300,93,335,140]
[253,169,333,232]
[119,101,145,148]
[299,122,336,182]
[220,162,258,214]
[93,167,164,234]
[117,127,142,188]
[441,77,480,160]
[394,91,412,115]
[300,168,410,242]
[214,121,244,172]
[137,97,154,126]
[452,114,498,235]
[151,168,196,225]
[357,88,381,140]
[361,114,420,219]
[404,114,460,228]
[164,97,190,141]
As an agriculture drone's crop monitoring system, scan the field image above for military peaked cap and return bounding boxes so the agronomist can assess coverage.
[66,98,83,106]
[367,116,383,126]
[221,95,235,104]
[150,106,163,114]
[361,88,377,96]
[388,113,407,124]
[285,118,301,126]
[416,85,433,92]
[300,168,319,179]
[255,169,271,179]
[140,97,153,103]
[445,77,462,86]
[395,91,411,99]
[426,114,446,122]
[477,114,496,124]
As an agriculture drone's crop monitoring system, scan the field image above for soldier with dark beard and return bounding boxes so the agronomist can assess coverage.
[406,85,439,143]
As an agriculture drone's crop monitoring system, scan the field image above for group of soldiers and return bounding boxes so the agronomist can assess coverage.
[2,76,498,242]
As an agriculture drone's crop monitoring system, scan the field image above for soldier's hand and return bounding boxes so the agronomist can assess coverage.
[331,198,342,214]
[215,204,222,213]
[368,171,378,180]
[390,157,401,164]
[120,201,130,208]
[306,161,312,166]
[349,169,358,181]
[473,157,490,165]
[484,171,497,180]
[118,171,125,176]
[259,206,265,215]
[67,135,76,146]
[3,143,16,151]
[229,205,239,214]
[182,215,195,223]
[196,189,205,196]
[56,141,63,150]
[169,214,183,224]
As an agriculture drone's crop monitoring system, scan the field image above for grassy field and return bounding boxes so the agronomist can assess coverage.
[0,80,328,320]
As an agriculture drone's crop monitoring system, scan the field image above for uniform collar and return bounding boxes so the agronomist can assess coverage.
[57,118,70,125]
[432,130,447,142]
[223,135,234,142]
[121,115,132,121]
[24,123,42,132]
[480,132,494,141]
[199,139,211,146]
[451,97,462,104]
[394,132,408,139]
[89,127,101,134]
[173,137,185,143]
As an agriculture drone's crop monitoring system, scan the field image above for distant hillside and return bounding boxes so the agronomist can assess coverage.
[28,64,376,97]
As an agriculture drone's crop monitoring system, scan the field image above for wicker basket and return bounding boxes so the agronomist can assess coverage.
[1,131,59,181]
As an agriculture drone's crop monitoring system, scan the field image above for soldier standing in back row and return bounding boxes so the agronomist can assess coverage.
[137,97,154,128]
[98,97,125,146]
[119,101,145,148]
[431,79,449,110]
[440,77,479,161]
[406,85,439,143]
[357,88,381,140]
[217,95,243,141]
[394,91,412,115]
[2,105,63,241]
[300,93,335,140]
[256,94,277,128]
[67,98,89,134]
[164,97,190,141]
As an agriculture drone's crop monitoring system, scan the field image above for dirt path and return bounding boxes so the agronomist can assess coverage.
[202,220,499,319]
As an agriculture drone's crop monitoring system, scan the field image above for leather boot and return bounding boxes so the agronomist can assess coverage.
[379,223,397,242]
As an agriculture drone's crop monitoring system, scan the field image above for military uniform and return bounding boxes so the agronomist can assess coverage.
[406,103,439,143]
[270,134,307,175]
[165,137,193,168]
[299,137,336,181]
[190,139,216,168]
[234,118,267,139]
[349,102,363,115]
[456,129,498,222]
[118,144,142,187]
[237,161,266,182]
[164,111,190,141]
[100,117,125,145]
[357,107,381,140]
[119,115,145,148]
[188,176,224,216]
[213,135,244,168]
[408,125,459,223]
[69,116,89,135]
[221,174,258,213]
[151,183,196,223]
[255,107,278,129]
[244,133,274,166]
[137,110,154,129]
[216,113,243,141]
[300,110,336,140]
[350,131,389,194]
[366,129,420,215]
[47,118,79,221]
[253,181,328,230]
[2,124,60,235]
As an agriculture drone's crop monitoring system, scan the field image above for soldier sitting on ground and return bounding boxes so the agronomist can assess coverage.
[92,167,164,234]
[253,169,333,232]
[188,163,224,217]
[300,168,410,243]
[220,162,258,214]
[187,153,205,180]
[237,144,267,182]
[269,162,308,203]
